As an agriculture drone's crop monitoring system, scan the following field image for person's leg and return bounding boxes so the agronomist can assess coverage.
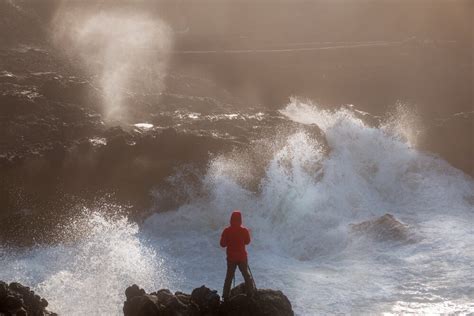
[223,261,237,301]
[237,261,255,297]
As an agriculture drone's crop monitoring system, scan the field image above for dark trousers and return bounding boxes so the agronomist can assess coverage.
[222,259,255,300]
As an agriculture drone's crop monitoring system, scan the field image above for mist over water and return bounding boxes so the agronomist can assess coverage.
[2,101,472,314]
[52,5,172,122]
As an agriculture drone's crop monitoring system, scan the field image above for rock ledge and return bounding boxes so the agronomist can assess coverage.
[123,283,294,316]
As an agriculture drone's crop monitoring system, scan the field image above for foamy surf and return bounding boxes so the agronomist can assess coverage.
[0,211,173,315]
[1,100,473,315]
[144,99,474,314]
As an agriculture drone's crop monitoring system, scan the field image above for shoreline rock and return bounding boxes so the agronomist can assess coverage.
[350,213,414,243]
[123,283,294,316]
[0,281,56,316]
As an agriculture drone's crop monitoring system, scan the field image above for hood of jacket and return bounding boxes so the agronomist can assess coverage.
[230,210,242,227]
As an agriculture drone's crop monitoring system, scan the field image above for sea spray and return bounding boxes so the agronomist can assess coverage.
[148,100,472,257]
[1,101,473,314]
[0,209,173,315]
[144,100,473,313]
[51,5,172,122]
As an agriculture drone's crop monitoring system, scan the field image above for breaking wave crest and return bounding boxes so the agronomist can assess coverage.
[142,99,473,314]
[1,99,473,314]
[146,99,473,260]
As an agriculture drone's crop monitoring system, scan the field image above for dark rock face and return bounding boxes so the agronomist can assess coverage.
[221,283,293,316]
[0,281,56,316]
[123,284,293,316]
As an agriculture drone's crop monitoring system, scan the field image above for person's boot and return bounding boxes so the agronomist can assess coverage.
[245,281,255,298]
[222,287,230,302]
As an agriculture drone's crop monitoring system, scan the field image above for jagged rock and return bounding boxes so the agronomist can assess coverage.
[123,294,161,316]
[350,213,414,242]
[174,292,191,306]
[126,284,146,301]
[0,281,56,316]
[123,284,293,316]
[152,289,189,314]
[190,286,220,314]
[221,283,293,316]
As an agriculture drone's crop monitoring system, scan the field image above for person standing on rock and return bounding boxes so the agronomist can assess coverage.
[220,210,255,301]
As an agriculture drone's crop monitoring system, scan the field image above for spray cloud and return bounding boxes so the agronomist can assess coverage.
[52,5,172,122]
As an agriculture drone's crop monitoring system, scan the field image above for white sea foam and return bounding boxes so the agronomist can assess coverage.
[134,123,154,131]
[144,99,474,313]
[1,100,473,315]
[0,210,173,315]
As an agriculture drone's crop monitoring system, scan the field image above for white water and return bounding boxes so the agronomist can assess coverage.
[1,100,473,315]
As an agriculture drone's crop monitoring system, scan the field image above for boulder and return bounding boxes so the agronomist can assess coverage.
[350,213,414,242]
[126,284,147,301]
[221,283,293,316]
[0,281,56,316]
[123,283,293,316]
[123,294,161,316]
[190,286,220,315]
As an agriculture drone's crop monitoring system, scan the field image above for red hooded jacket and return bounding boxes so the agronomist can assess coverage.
[220,211,251,262]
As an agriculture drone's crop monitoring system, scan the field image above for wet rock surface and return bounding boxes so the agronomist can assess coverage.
[0,281,56,316]
[350,213,414,243]
[123,284,294,316]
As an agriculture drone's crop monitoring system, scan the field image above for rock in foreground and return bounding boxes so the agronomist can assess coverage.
[0,281,56,316]
[123,283,293,316]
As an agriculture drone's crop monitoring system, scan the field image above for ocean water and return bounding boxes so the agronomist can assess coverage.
[1,100,473,315]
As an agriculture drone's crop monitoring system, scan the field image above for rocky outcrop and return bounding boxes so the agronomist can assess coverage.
[350,213,414,243]
[0,281,56,316]
[221,283,293,316]
[123,283,294,316]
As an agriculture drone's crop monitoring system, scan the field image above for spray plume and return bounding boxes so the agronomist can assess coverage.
[52,4,172,123]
